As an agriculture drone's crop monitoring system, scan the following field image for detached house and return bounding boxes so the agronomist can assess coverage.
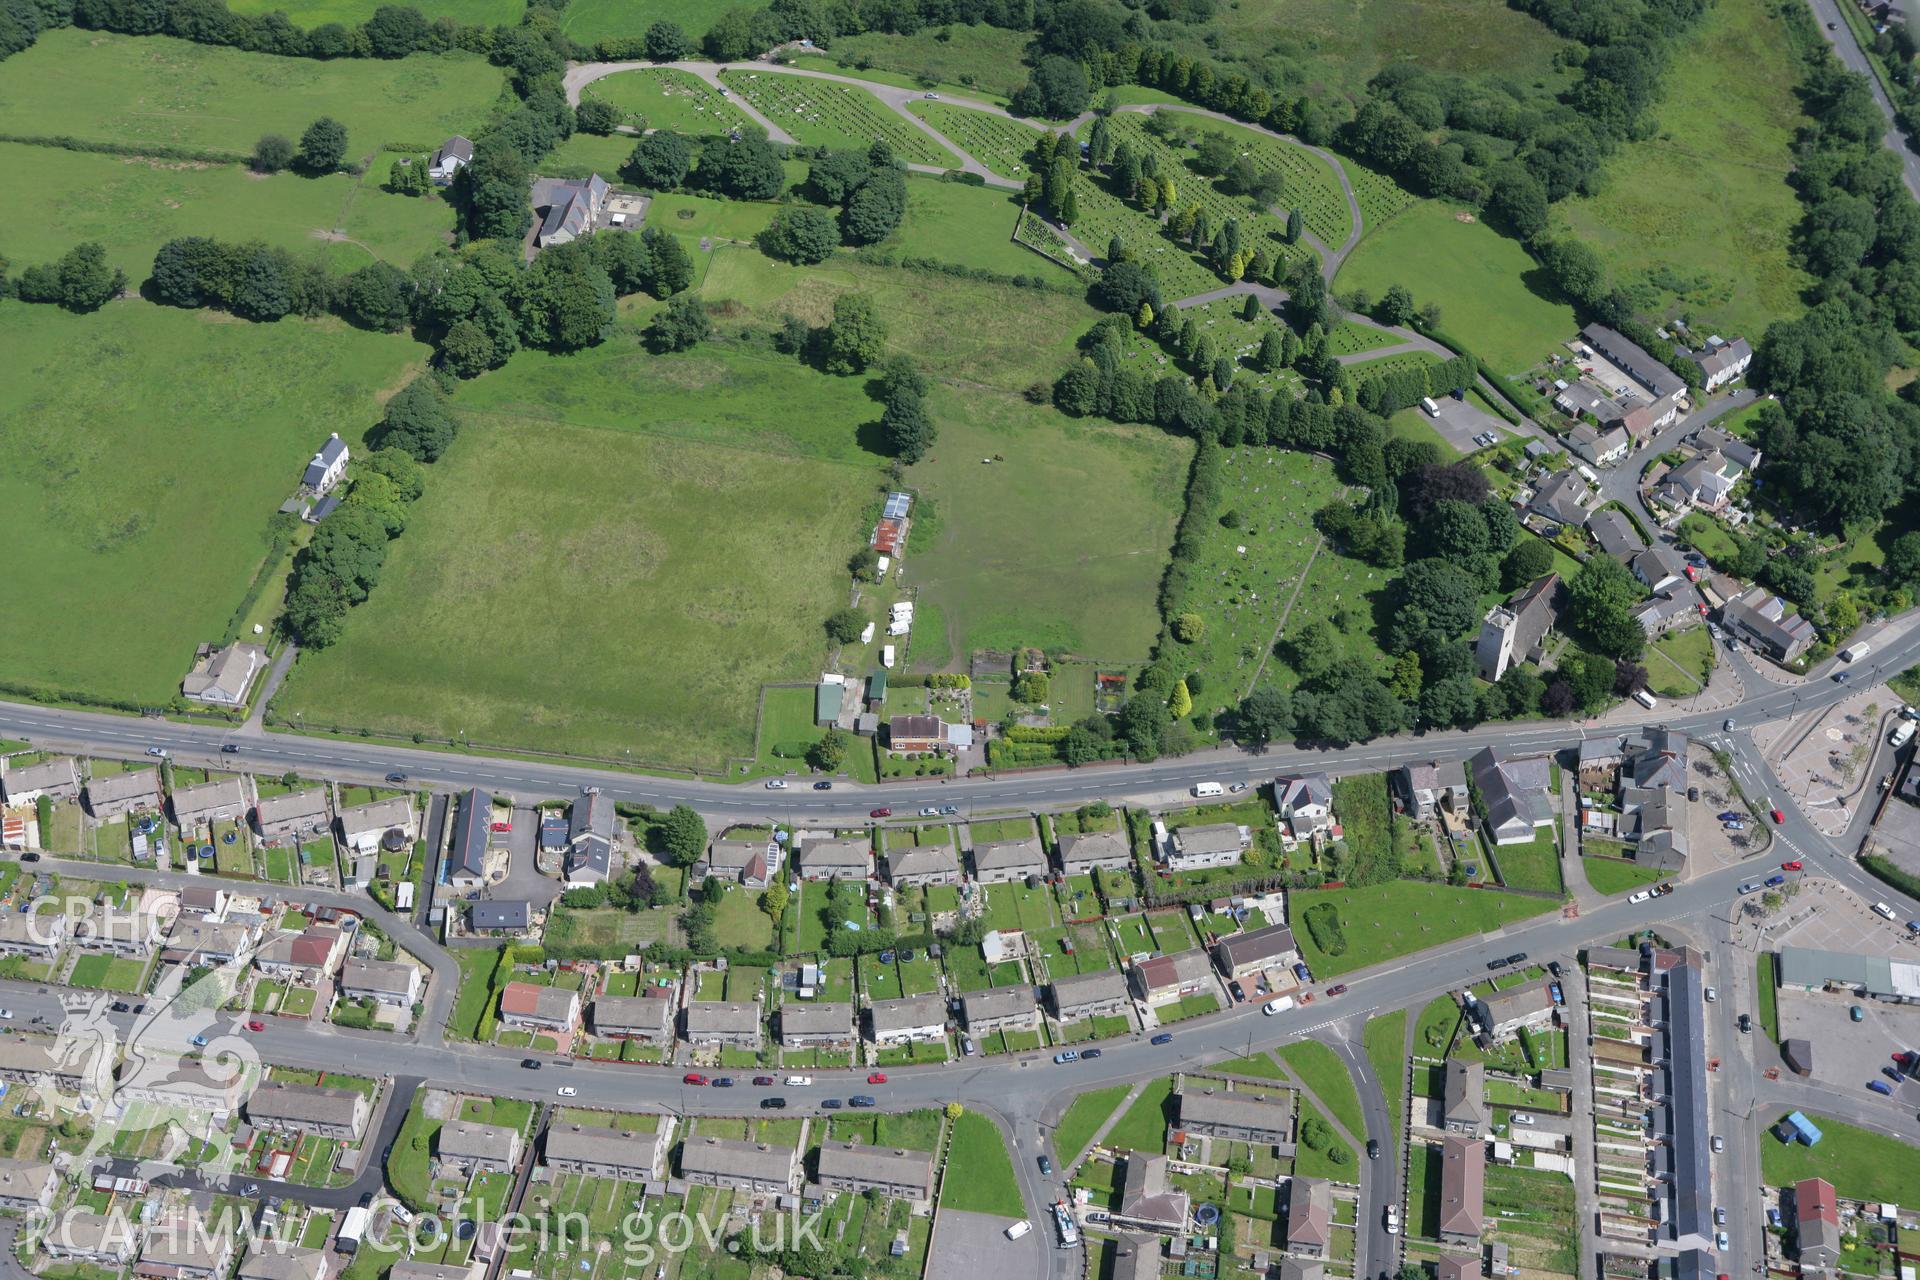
[253,925,345,984]
[705,836,775,888]
[446,789,493,892]
[1475,572,1560,682]
[564,791,615,887]
[1586,508,1647,561]
[336,795,415,855]
[535,174,610,248]
[340,958,421,1007]
[1722,587,1817,665]
[1468,748,1554,845]
[302,434,350,495]
[1654,450,1744,515]
[1213,924,1300,983]
[1630,545,1691,595]
[181,642,268,706]
[1165,822,1247,870]
[1394,760,1467,823]
[1527,470,1592,528]
[1689,336,1753,391]
[1272,773,1334,841]
[427,136,473,185]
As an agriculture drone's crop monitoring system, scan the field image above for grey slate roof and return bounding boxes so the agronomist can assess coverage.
[448,788,492,878]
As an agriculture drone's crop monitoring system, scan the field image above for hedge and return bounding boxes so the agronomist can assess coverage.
[1302,901,1346,956]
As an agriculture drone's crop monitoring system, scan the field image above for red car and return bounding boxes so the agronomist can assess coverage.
[866,1072,888,1084]
[1770,808,1786,824]
[1326,983,1348,996]
[1781,860,1802,871]
[489,821,511,832]
[683,1073,708,1086]
[870,807,892,818]
[246,1020,265,1032]
[753,1075,775,1086]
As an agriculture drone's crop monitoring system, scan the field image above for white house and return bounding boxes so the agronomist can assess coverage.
[302,434,350,495]
[428,136,473,185]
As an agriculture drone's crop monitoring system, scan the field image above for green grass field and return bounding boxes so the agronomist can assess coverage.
[279,343,881,768]
[1337,201,1578,378]
[897,177,1076,282]
[1362,1010,1407,1146]
[719,69,957,167]
[0,31,504,159]
[555,0,736,48]
[938,1110,1025,1218]
[1548,0,1810,339]
[1052,1084,1133,1166]
[902,393,1190,665]
[1582,856,1665,896]
[1290,883,1553,976]
[0,301,425,708]
[909,103,1040,180]
[226,0,521,24]
[0,143,453,279]
[578,68,758,136]
[799,25,1033,101]
[1488,828,1563,895]
[1102,1076,1174,1153]
[1760,1114,1920,1205]
[1277,1040,1365,1139]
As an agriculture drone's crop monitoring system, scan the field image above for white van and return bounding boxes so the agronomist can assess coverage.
[1005,1221,1032,1241]
[1191,782,1225,798]
[1842,642,1872,662]
[1892,720,1916,749]
[1420,396,1440,417]
[1263,996,1295,1015]
[1633,689,1658,710]
[1874,902,1898,921]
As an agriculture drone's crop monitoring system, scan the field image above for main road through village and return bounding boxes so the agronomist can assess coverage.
[5,620,1920,1280]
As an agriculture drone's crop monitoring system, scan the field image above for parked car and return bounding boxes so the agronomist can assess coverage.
[1082,1048,1102,1059]
[1629,890,1654,905]
[1716,1231,1729,1252]
[1228,980,1246,1001]
[1765,874,1786,888]
[556,1087,577,1097]
[16,854,35,863]
[1150,1033,1174,1046]
[1546,961,1563,978]
[385,772,407,783]
[190,1035,210,1047]
[1326,984,1348,996]
[1054,1051,1080,1064]
[870,808,892,818]
[1705,987,1717,1002]
[1487,959,1507,971]
[866,1072,888,1084]
[1869,1079,1894,1096]
[145,747,168,758]
[683,1073,708,1086]
[940,805,958,815]
[765,779,788,790]
[962,1037,977,1056]
[1711,1135,1724,1152]
[918,807,938,817]
[848,1095,876,1107]
[820,1098,843,1109]
[753,1076,775,1086]
[1293,962,1312,984]
[712,1077,735,1088]
[760,1097,787,1109]
[783,1076,813,1087]
[1367,1139,1380,1159]
[521,1058,541,1069]
[1262,996,1294,1015]
[1507,952,1528,965]
[1718,811,1742,823]
[1038,1155,1053,1175]
[1851,1006,1866,1022]
[246,1020,265,1032]
[1737,882,1763,895]
[1511,1113,1535,1126]
[813,781,833,790]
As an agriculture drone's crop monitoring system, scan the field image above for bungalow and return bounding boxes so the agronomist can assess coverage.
[886,715,947,754]
[1631,545,1691,595]
[246,1081,370,1141]
[1438,1135,1486,1246]
[1689,336,1753,391]
[1213,924,1300,983]
[591,992,677,1044]
[498,982,579,1033]
[539,812,569,855]
[1272,773,1335,840]
[1586,508,1647,561]
[135,1208,233,1280]
[171,778,248,832]
[86,767,162,819]
[1467,748,1554,845]
[469,901,531,934]
[1049,969,1131,1022]
[252,925,345,983]
[446,788,493,892]
[336,796,415,855]
[1130,949,1215,1005]
[564,791,615,887]
[545,1121,666,1183]
[970,835,1049,884]
[778,1001,853,1049]
[1569,422,1629,467]
[1527,470,1593,528]
[706,837,775,889]
[1722,586,1817,664]
[1441,1059,1488,1137]
[181,642,268,706]
[1057,829,1132,874]
[1165,822,1247,871]
[681,1001,762,1050]
[436,1119,522,1175]
[43,1210,142,1265]
[1285,1176,1333,1257]
[0,1159,56,1211]
[1394,760,1468,823]
[1178,1088,1291,1145]
[0,756,79,804]
[339,958,421,1007]
[678,1136,799,1195]
[883,838,960,887]
[254,789,330,843]
[865,993,946,1046]
[0,909,66,960]
[816,1143,936,1201]
[798,835,871,881]
[1112,1150,1191,1234]
[961,986,1041,1035]
[1475,572,1560,682]
[427,136,473,185]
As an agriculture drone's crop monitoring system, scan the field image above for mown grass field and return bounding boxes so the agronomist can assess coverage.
[797,24,1033,101]
[0,143,453,278]
[719,69,957,167]
[903,391,1191,664]
[226,0,521,23]
[555,0,736,47]
[897,177,1074,280]
[1291,883,1554,976]
[938,1111,1025,1218]
[909,102,1041,180]
[1548,0,1811,339]
[278,340,883,769]
[0,31,504,159]
[1337,201,1578,378]
[1760,1114,1920,1205]
[578,68,758,136]
[0,301,426,708]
